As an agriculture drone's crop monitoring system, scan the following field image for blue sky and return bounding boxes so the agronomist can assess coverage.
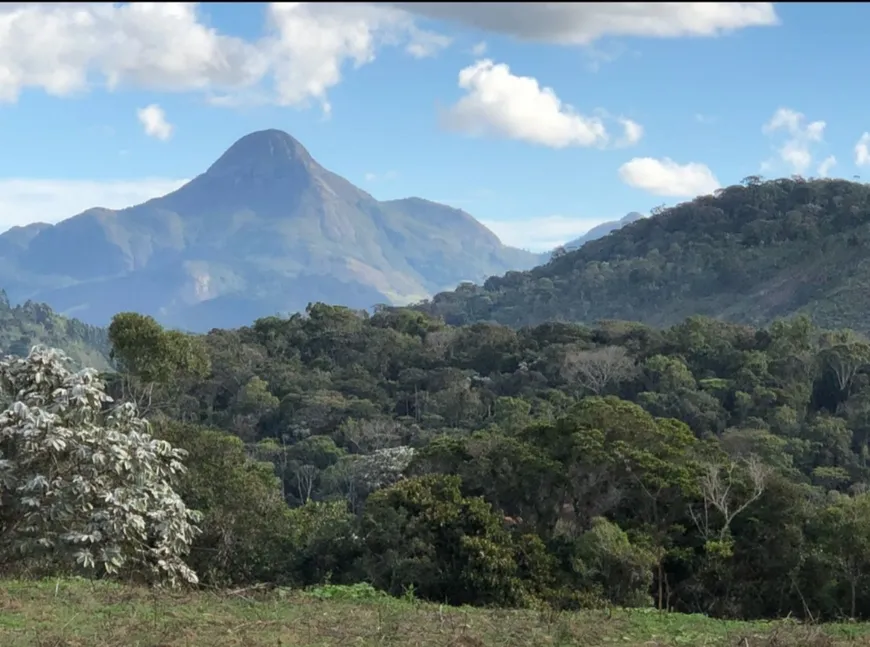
[0,2,866,251]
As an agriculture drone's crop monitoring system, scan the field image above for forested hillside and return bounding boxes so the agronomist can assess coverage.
[0,289,110,367]
[55,303,870,621]
[418,177,870,331]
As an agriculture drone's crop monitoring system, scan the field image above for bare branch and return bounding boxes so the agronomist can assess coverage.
[689,455,770,542]
[294,464,318,504]
[561,346,637,395]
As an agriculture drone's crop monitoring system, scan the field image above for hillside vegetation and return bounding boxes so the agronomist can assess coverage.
[11,227,870,634]
[0,290,110,368]
[2,304,854,624]
[419,177,870,331]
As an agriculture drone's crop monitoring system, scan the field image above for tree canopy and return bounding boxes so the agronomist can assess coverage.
[13,175,870,620]
[417,178,870,333]
[4,301,853,621]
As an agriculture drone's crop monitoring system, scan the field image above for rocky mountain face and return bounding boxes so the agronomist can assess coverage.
[0,129,540,331]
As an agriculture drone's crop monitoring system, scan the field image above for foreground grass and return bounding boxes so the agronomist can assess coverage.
[2,580,870,647]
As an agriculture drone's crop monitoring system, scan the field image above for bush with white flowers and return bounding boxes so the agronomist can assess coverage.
[354,445,416,491]
[0,345,202,586]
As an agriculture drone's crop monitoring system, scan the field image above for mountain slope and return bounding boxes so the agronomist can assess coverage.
[562,211,645,251]
[417,177,870,332]
[0,291,110,368]
[0,129,540,331]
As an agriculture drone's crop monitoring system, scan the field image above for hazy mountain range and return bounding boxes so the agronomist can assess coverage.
[562,212,645,251]
[0,129,547,331]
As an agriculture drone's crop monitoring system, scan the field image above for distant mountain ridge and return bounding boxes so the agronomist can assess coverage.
[0,129,541,331]
[416,178,870,333]
[562,212,645,251]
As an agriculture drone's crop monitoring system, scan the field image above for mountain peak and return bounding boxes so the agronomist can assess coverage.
[3,127,542,332]
[205,129,317,179]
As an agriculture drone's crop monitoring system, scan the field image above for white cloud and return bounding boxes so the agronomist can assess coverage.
[855,133,870,167]
[618,157,720,197]
[471,41,488,56]
[263,3,408,113]
[136,104,173,141]
[817,155,836,178]
[0,3,780,114]
[445,59,619,149]
[0,178,188,233]
[444,60,643,149]
[694,113,716,124]
[0,3,415,113]
[616,118,644,147]
[0,3,267,103]
[389,3,779,45]
[481,214,614,252]
[405,27,452,58]
[762,108,826,175]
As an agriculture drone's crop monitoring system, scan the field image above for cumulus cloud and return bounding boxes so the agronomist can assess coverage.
[263,3,407,113]
[389,3,778,44]
[0,178,188,233]
[136,104,173,140]
[445,59,641,149]
[481,214,615,252]
[618,157,720,197]
[0,3,415,112]
[0,3,780,113]
[817,155,836,178]
[855,133,870,167]
[0,3,267,103]
[762,108,827,175]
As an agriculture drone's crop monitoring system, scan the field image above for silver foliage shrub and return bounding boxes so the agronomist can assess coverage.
[0,345,202,586]
[354,446,416,491]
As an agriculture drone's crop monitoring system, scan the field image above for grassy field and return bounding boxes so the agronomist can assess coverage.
[2,580,870,647]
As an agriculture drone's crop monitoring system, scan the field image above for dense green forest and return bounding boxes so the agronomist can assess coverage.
[0,289,109,368]
[10,176,870,622]
[418,177,870,332]
[51,303,870,622]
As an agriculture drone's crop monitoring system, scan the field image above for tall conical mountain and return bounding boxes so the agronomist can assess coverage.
[0,129,540,331]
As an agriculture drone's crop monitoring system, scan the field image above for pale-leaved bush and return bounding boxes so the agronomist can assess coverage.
[0,345,202,586]
[354,446,415,491]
